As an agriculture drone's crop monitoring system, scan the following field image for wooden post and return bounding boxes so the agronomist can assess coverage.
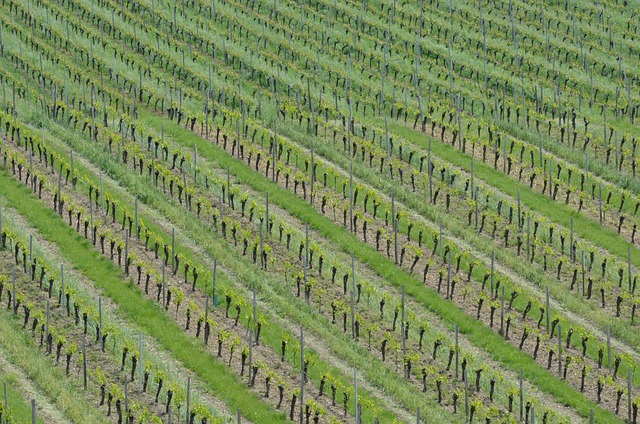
[124,230,129,275]
[628,246,632,292]
[590,409,594,424]
[490,250,495,297]
[464,369,469,420]
[517,188,521,229]
[139,331,143,389]
[310,144,314,205]
[557,324,562,376]
[237,410,241,424]
[100,174,104,213]
[447,251,451,299]
[349,160,354,232]
[607,325,611,371]
[31,399,36,424]
[530,405,534,424]
[581,250,586,296]
[299,327,304,424]
[248,329,253,384]
[546,286,550,334]
[500,285,505,335]
[253,287,257,342]
[29,235,32,263]
[455,324,459,380]
[185,377,191,423]
[122,378,128,416]
[570,218,574,261]
[82,334,88,389]
[213,259,217,308]
[12,270,16,314]
[57,171,62,215]
[401,285,406,354]
[265,193,269,234]
[134,198,138,240]
[526,216,530,257]
[95,296,101,342]
[519,368,524,421]
[162,263,166,308]
[428,140,432,201]
[61,264,65,310]
[4,382,8,419]
[439,219,443,258]
[171,228,175,269]
[628,368,632,423]
[599,183,603,225]
[354,370,359,424]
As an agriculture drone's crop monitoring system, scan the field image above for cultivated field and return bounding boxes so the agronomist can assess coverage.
[0,0,639,422]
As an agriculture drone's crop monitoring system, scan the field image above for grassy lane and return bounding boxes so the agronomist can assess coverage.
[0,170,288,424]
[0,370,46,424]
[30,110,445,423]
[0,309,99,424]
[144,111,623,423]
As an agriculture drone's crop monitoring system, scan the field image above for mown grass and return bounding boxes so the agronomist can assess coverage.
[145,111,623,423]
[388,121,639,269]
[0,308,99,424]
[27,107,454,423]
[0,169,289,423]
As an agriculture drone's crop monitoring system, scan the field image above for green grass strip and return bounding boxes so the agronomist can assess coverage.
[0,169,288,423]
[0,309,99,424]
[0,375,45,424]
[144,111,623,423]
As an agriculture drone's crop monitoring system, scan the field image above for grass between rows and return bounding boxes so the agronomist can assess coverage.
[388,121,639,268]
[0,307,97,424]
[0,372,45,424]
[0,169,288,424]
[32,108,451,423]
[144,111,623,423]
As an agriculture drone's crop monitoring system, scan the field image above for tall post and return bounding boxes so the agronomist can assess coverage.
[139,331,143,390]
[607,325,611,371]
[557,324,562,376]
[546,286,550,333]
[500,285,505,335]
[100,174,104,213]
[265,193,269,234]
[253,286,257,343]
[519,368,524,421]
[349,160,354,232]
[455,324,459,380]
[354,370,359,424]
[299,327,304,424]
[98,297,102,341]
[401,285,406,354]
[3,382,7,422]
[213,259,217,308]
[464,369,469,420]
[60,264,65,309]
[12,270,16,314]
[570,218,574,261]
[628,246,632,292]
[171,228,175,269]
[31,399,36,424]
[439,219,443,257]
[628,368,633,423]
[134,198,139,240]
[186,377,191,424]
[82,334,87,390]
[490,250,495,297]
